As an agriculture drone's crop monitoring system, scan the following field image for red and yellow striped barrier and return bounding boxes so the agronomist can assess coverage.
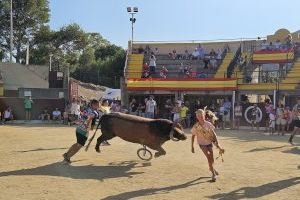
[127,78,237,91]
[253,48,294,63]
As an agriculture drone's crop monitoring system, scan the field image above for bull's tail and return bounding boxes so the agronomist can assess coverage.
[85,115,105,152]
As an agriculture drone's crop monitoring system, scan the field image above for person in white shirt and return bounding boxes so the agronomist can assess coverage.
[154,48,159,55]
[146,96,156,119]
[261,40,268,50]
[71,99,81,120]
[192,49,199,60]
[52,108,62,121]
[149,55,156,75]
[4,107,13,122]
[274,40,281,50]
[269,109,276,135]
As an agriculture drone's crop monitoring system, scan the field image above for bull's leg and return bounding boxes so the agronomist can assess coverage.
[95,133,115,153]
[154,146,166,158]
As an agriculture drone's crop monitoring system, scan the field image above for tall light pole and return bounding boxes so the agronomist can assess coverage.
[10,0,13,63]
[127,7,138,54]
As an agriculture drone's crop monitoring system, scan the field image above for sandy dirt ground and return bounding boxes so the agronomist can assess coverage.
[0,125,299,200]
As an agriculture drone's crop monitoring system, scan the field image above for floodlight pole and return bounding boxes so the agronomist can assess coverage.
[131,12,134,54]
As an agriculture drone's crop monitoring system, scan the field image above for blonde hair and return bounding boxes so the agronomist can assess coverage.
[195,107,218,124]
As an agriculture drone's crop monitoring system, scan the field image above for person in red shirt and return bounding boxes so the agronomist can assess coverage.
[160,66,168,79]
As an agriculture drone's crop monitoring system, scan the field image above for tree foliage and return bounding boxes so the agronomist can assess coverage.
[0,0,126,88]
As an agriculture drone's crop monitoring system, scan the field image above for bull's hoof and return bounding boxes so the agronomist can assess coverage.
[95,146,101,153]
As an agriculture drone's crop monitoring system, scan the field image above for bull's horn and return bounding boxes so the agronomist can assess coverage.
[170,122,180,142]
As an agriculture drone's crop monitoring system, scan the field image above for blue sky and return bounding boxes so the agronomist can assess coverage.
[49,0,300,48]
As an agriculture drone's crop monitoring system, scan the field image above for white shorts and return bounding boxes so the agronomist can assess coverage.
[276,118,287,125]
[269,120,275,128]
[173,113,180,122]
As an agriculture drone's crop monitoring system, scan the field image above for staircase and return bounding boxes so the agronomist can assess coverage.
[280,57,300,90]
[214,52,234,78]
[233,52,251,83]
[127,54,144,78]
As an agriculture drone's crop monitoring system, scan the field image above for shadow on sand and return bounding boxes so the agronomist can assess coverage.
[0,160,150,181]
[207,177,300,200]
[16,147,68,153]
[101,176,210,200]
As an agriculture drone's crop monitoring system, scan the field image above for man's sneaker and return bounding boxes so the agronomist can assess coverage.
[63,153,71,164]
[211,174,216,182]
[288,140,294,146]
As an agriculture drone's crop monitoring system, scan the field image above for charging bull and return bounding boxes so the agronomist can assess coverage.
[94,112,187,157]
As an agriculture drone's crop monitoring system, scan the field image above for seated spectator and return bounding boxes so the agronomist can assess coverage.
[274,39,281,50]
[210,58,217,69]
[40,108,50,120]
[138,46,144,54]
[192,48,199,60]
[172,49,177,59]
[217,49,222,60]
[4,107,13,122]
[210,49,217,57]
[184,49,191,60]
[197,44,205,59]
[197,72,208,78]
[52,108,62,121]
[184,65,192,78]
[260,40,268,50]
[154,47,159,55]
[267,42,274,51]
[203,56,210,69]
[160,66,168,79]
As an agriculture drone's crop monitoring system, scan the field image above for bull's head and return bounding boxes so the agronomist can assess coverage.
[170,122,187,141]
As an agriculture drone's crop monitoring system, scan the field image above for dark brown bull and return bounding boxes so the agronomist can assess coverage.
[95,112,186,157]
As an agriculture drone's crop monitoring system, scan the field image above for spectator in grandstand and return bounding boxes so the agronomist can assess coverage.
[267,42,274,51]
[192,48,200,60]
[197,72,208,79]
[217,49,222,60]
[223,44,230,53]
[184,65,192,78]
[276,103,286,135]
[52,108,62,121]
[24,96,34,121]
[197,44,205,59]
[172,102,181,122]
[238,56,246,71]
[172,49,177,60]
[3,107,13,122]
[210,57,217,69]
[145,45,151,55]
[251,104,260,131]
[129,98,138,115]
[160,66,168,79]
[146,96,157,119]
[285,34,293,49]
[154,47,159,55]
[149,55,156,75]
[184,49,191,60]
[260,40,268,50]
[40,108,50,121]
[203,56,210,69]
[138,46,144,54]
[209,49,217,57]
[274,39,282,50]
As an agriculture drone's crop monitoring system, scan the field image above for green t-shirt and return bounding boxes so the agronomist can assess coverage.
[24,99,33,109]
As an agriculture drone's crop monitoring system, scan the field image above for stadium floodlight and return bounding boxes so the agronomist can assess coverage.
[127,7,138,54]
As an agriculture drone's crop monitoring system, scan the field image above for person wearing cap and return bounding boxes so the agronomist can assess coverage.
[289,97,300,145]
[191,108,224,182]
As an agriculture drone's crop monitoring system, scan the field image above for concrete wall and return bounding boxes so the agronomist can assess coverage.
[0,97,65,120]
[18,88,68,99]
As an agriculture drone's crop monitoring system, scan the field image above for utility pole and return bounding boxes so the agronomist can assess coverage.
[10,0,13,63]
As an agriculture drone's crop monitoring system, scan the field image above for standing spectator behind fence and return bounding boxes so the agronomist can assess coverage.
[234,103,243,129]
[172,102,181,122]
[71,99,81,121]
[251,104,260,131]
[276,103,286,136]
[149,55,156,75]
[223,98,232,129]
[146,96,156,119]
[24,96,33,121]
[163,99,173,120]
[129,98,138,115]
[180,103,189,128]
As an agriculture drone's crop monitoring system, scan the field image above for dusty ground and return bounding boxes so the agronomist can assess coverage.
[0,125,299,200]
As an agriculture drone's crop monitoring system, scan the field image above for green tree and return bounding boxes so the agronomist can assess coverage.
[0,0,49,63]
